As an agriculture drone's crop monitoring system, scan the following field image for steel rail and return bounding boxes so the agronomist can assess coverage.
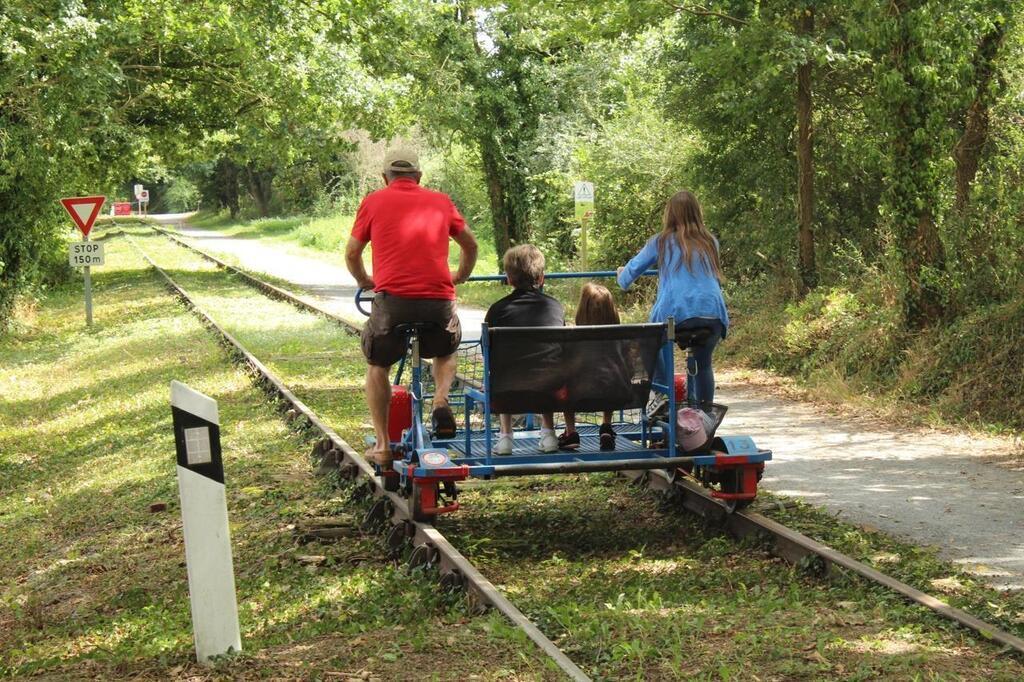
[125,234,591,682]
[623,469,1024,656]
[151,225,362,332]
[146,226,1024,657]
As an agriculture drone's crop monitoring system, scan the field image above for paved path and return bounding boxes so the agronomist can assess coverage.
[153,214,486,339]
[153,214,1024,590]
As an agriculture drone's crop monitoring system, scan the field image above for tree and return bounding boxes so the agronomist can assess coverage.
[352,1,588,262]
[1,0,390,328]
[953,8,1014,216]
[853,1,1004,328]
[795,4,818,291]
[660,2,876,285]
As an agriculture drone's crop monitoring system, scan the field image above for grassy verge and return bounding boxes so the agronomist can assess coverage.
[450,479,1024,680]
[0,234,553,679]
[720,274,1024,435]
[77,229,1024,679]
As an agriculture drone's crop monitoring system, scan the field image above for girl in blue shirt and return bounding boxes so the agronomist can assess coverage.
[617,190,728,404]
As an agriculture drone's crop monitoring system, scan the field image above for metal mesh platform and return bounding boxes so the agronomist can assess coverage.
[442,424,649,459]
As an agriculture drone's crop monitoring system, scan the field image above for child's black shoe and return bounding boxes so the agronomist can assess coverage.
[599,423,616,451]
[557,430,580,450]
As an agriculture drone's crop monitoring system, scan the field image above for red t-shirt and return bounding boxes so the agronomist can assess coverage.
[350,178,466,300]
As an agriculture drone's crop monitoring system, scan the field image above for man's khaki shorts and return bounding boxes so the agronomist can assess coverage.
[361,292,462,367]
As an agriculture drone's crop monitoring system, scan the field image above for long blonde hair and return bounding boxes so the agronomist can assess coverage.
[576,282,620,325]
[656,190,722,281]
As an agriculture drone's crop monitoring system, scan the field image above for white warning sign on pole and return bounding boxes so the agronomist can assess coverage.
[573,181,594,221]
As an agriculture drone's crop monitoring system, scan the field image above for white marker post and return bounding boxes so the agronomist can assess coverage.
[170,381,242,664]
[60,196,106,327]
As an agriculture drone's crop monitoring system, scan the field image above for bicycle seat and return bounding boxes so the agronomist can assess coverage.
[393,322,442,337]
[675,325,715,348]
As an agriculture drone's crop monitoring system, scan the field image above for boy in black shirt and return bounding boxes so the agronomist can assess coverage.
[485,244,564,454]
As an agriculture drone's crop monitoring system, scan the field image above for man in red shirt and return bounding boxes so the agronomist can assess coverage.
[345,149,478,466]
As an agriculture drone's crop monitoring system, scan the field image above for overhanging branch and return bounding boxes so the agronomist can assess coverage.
[666,1,749,27]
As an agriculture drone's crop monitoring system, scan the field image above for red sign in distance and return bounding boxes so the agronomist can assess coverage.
[113,202,131,216]
[60,196,106,237]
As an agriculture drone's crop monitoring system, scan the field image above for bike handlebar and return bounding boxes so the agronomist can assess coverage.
[354,270,657,317]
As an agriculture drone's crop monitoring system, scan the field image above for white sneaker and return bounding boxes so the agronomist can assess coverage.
[539,431,558,453]
[495,434,514,456]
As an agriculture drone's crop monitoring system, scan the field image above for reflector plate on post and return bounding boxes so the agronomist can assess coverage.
[170,380,241,663]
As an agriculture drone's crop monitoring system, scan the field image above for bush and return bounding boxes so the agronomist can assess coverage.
[899,295,1024,427]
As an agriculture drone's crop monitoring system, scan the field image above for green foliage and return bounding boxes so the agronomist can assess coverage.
[162,177,199,212]
[900,296,1024,427]
[580,99,696,270]
[662,2,883,282]
[725,270,906,388]
[425,143,495,249]
[7,0,1024,428]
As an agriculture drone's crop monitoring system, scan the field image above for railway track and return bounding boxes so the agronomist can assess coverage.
[130,224,1024,663]
[124,231,591,681]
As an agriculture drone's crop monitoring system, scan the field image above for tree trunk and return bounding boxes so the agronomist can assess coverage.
[478,132,530,266]
[953,22,1006,215]
[214,157,241,218]
[795,6,817,293]
[245,165,275,217]
[480,138,512,259]
[887,0,946,329]
[905,209,946,327]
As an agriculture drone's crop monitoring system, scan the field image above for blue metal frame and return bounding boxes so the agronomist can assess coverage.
[394,318,703,479]
[355,274,772,485]
[465,269,658,283]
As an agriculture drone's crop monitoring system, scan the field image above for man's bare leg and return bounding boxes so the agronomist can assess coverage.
[365,364,392,464]
[542,413,555,430]
[431,352,457,407]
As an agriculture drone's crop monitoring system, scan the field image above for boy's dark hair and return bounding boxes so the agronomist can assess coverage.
[503,244,545,289]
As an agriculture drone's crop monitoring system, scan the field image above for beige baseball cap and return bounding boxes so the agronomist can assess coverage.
[382,148,420,173]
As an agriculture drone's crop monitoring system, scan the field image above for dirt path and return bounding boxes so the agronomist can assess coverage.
[156,215,1024,590]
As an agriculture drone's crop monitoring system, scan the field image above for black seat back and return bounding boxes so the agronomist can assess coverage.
[487,323,667,414]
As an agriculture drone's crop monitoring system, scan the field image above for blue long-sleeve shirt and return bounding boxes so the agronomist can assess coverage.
[617,235,729,335]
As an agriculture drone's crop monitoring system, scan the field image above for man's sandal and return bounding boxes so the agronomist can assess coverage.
[431,404,457,439]
[364,447,394,468]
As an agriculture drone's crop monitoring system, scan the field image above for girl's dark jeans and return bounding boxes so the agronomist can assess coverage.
[677,317,725,405]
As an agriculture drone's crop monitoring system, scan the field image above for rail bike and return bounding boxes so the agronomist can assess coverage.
[355,272,771,521]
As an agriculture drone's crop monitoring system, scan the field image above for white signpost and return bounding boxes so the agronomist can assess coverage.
[68,242,105,267]
[134,185,148,216]
[573,181,595,270]
[170,381,242,664]
[60,196,106,326]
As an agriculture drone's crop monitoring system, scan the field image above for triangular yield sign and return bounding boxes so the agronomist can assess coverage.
[60,196,106,237]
